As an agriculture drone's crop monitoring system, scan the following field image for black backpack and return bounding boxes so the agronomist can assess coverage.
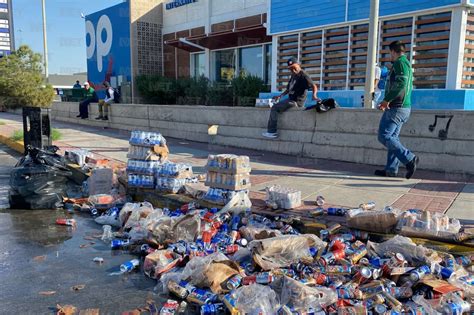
[304,98,339,112]
[113,88,121,103]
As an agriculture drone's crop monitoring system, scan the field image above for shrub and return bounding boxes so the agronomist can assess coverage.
[136,75,176,104]
[232,73,268,107]
[10,128,62,142]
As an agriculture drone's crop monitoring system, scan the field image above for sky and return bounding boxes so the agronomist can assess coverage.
[12,0,122,75]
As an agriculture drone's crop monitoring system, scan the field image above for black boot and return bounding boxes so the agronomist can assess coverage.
[405,156,419,179]
[374,170,398,177]
[95,115,103,120]
[102,116,108,121]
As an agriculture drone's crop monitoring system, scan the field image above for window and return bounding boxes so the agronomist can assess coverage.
[214,49,236,82]
[265,44,272,86]
[192,53,205,77]
[239,46,263,78]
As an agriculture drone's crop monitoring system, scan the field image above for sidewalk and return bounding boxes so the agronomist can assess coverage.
[0,112,472,222]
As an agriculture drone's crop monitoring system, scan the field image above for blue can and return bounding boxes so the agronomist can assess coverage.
[327,207,347,216]
[111,239,129,249]
[231,216,240,231]
[373,304,387,315]
[319,229,329,241]
[226,274,243,290]
[440,266,454,279]
[455,256,471,266]
[409,265,431,282]
[200,303,225,315]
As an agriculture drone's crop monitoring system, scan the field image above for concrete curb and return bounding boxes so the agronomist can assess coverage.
[0,134,24,154]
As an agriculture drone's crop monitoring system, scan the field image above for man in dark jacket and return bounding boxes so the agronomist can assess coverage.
[376,40,419,179]
[262,58,319,138]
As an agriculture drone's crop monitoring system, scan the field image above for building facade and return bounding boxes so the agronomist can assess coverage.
[88,0,474,107]
[162,0,271,85]
[0,0,14,57]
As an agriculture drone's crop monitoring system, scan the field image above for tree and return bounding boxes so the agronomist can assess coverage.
[0,45,54,108]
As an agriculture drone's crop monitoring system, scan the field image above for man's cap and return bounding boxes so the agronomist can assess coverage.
[287,57,299,67]
[84,81,90,86]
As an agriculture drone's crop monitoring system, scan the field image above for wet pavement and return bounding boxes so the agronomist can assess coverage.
[0,145,177,314]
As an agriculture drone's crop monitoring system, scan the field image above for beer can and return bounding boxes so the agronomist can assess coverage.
[168,280,189,299]
[327,207,347,216]
[353,267,372,284]
[409,265,431,282]
[316,195,325,207]
[319,229,329,241]
[226,274,243,290]
[311,207,324,217]
[359,202,376,211]
[313,273,328,285]
[373,304,387,315]
[256,272,273,284]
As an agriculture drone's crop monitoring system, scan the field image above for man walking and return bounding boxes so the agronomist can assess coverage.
[77,81,98,119]
[375,41,419,179]
[262,58,319,138]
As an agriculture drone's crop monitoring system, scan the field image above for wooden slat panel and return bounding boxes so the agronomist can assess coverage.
[235,14,262,29]
[465,44,474,50]
[382,21,412,29]
[324,60,347,66]
[301,48,322,54]
[325,46,348,52]
[350,75,366,79]
[324,52,347,58]
[278,51,298,58]
[279,44,298,50]
[379,57,392,62]
[279,37,298,44]
[382,30,412,37]
[211,20,234,33]
[323,83,347,87]
[350,52,367,57]
[412,62,447,68]
[163,33,176,41]
[414,35,450,43]
[322,76,346,81]
[301,56,322,61]
[381,39,411,46]
[324,68,350,73]
[414,70,446,76]
[415,25,450,34]
[176,29,190,38]
[467,25,474,32]
[352,27,369,34]
[462,71,474,76]
[349,82,365,86]
[349,60,368,65]
[464,62,474,67]
[325,30,349,37]
[413,44,449,51]
[351,35,368,42]
[301,34,322,41]
[413,53,448,59]
[351,43,367,49]
[465,35,474,41]
[414,80,446,85]
[301,42,322,48]
[461,79,474,85]
[190,26,205,37]
[415,16,451,25]
[325,38,349,44]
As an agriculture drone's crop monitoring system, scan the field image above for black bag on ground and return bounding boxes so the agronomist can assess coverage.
[304,98,339,112]
[9,146,72,210]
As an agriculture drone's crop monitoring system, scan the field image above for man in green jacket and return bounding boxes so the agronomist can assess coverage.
[375,41,419,179]
[77,81,98,119]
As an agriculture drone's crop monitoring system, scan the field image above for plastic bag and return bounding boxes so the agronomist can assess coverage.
[101,225,113,242]
[214,190,252,216]
[234,283,279,315]
[397,210,462,237]
[367,235,440,266]
[279,276,338,311]
[149,213,201,245]
[119,202,154,229]
[9,146,72,210]
[179,253,229,287]
[143,250,182,279]
[250,234,326,270]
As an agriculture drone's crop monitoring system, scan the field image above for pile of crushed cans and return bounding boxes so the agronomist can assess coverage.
[95,200,473,315]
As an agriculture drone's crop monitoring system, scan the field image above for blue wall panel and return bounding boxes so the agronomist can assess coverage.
[271,0,346,34]
[86,2,131,97]
[271,0,461,34]
[260,90,473,110]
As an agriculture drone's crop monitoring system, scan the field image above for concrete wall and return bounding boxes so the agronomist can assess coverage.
[52,102,474,175]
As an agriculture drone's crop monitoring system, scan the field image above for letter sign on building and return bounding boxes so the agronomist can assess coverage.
[166,0,198,10]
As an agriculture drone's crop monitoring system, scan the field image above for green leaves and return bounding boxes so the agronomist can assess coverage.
[0,45,54,108]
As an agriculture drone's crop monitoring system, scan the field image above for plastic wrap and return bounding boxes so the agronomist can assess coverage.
[143,250,182,279]
[129,131,166,147]
[156,177,186,194]
[119,202,154,229]
[239,226,282,241]
[87,168,113,195]
[250,234,326,270]
[101,225,113,242]
[367,235,440,266]
[149,213,201,245]
[213,190,252,216]
[279,276,338,311]
[175,253,229,287]
[233,283,279,315]
[397,210,462,237]
[346,208,402,233]
[265,185,301,210]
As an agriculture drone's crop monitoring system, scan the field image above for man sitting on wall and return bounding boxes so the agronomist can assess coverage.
[262,58,319,139]
[95,81,114,121]
[76,81,98,119]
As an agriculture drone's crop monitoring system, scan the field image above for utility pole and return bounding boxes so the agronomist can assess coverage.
[41,0,49,80]
[364,0,379,108]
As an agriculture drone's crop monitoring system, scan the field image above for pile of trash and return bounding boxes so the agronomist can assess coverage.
[90,196,474,314]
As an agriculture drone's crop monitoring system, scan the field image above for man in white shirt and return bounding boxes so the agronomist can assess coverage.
[96,81,114,121]
[373,63,382,108]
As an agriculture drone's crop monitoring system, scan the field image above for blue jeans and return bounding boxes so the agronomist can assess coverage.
[378,107,415,174]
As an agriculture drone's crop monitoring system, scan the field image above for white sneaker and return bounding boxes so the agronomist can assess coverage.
[262,132,278,138]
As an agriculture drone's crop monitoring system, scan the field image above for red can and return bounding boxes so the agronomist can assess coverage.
[202,231,212,244]
[212,221,222,230]
[242,275,257,285]
[331,240,346,251]
[224,245,239,254]
[313,273,328,285]
[56,218,76,226]
[333,249,346,260]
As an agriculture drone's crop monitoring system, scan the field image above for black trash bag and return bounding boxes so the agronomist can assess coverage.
[9,146,72,210]
[304,98,339,112]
